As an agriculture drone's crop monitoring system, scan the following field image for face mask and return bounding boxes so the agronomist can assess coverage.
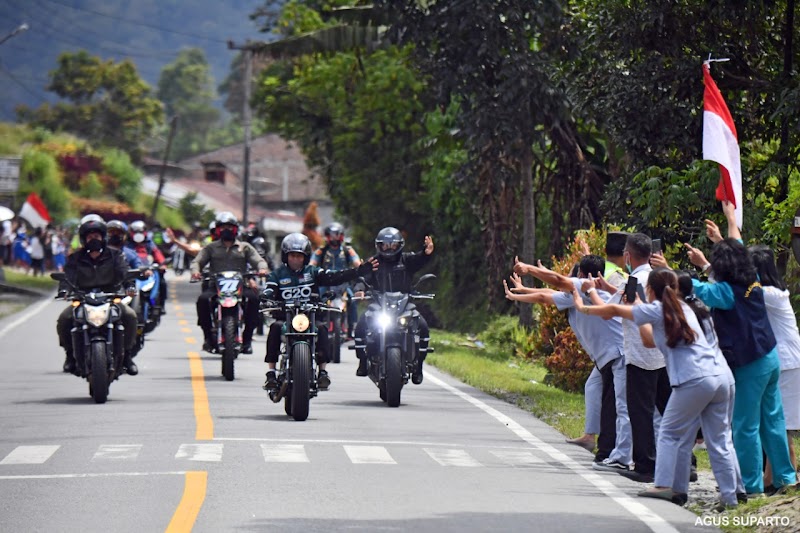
[220,229,235,241]
[108,235,123,246]
[132,233,145,243]
[85,239,104,252]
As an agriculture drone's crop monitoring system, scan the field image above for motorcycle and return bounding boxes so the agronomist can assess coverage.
[350,274,436,407]
[51,271,137,404]
[192,270,246,381]
[324,286,349,364]
[131,264,160,337]
[261,294,337,421]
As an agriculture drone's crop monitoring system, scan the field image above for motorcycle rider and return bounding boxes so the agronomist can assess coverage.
[261,233,377,391]
[190,212,267,354]
[310,222,362,338]
[126,220,167,315]
[107,221,143,269]
[354,228,434,384]
[56,215,139,376]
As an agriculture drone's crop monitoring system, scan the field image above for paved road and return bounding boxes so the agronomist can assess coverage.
[0,276,712,532]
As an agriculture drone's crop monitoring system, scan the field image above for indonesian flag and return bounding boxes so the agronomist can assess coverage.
[18,192,51,228]
[702,62,742,228]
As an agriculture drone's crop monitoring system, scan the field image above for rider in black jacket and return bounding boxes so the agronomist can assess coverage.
[353,227,434,383]
[56,215,139,375]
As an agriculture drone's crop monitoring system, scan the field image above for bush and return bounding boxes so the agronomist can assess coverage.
[544,329,594,392]
[479,315,538,359]
[99,147,141,205]
[17,148,72,223]
[79,172,104,198]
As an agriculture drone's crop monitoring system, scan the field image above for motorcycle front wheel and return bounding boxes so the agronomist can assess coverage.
[90,341,109,404]
[385,347,402,407]
[290,344,312,421]
[221,314,237,381]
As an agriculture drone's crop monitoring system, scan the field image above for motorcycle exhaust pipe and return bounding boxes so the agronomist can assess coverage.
[269,380,289,403]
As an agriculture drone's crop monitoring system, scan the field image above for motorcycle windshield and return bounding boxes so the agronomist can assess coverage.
[215,271,243,297]
[379,291,409,312]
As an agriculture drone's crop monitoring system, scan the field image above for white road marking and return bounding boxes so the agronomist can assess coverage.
[424,448,481,467]
[344,445,396,465]
[260,444,309,463]
[0,471,187,480]
[175,443,223,462]
[214,437,531,449]
[427,373,679,533]
[490,450,545,466]
[0,297,54,339]
[92,445,142,461]
[0,445,60,465]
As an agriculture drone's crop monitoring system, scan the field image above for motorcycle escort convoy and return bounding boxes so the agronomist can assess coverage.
[52,270,139,404]
[350,274,436,407]
[324,286,349,364]
[260,292,341,421]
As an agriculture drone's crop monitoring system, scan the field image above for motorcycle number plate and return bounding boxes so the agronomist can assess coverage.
[221,297,238,308]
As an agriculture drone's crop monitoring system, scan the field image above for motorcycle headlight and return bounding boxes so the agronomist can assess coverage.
[398,316,408,327]
[377,313,391,329]
[292,313,310,332]
[85,303,111,327]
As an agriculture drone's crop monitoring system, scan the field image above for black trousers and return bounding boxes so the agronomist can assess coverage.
[595,359,619,463]
[196,287,259,344]
[353,313,430,363]
[264,320,329,365]
[627,365,671,475]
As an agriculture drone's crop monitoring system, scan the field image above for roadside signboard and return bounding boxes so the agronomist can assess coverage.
[0,157,21,193]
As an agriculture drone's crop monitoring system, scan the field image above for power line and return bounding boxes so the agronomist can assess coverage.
[40,0,230,44]
[0,64,48,104]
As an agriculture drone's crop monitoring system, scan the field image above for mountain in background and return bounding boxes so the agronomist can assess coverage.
[0,0,277,122]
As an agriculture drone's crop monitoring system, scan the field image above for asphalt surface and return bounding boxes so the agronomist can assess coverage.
[0,275,715,532]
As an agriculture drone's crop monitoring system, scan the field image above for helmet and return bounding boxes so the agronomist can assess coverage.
[107,220,128,233]
[208,221,217,233]
[129,220,147,244]
[78,214,107,247]
[215,211,239,239]
[375,227,404,259]
[281,232,312,266]
[324,222,345,244]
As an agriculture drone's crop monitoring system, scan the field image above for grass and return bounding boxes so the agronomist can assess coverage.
[428,329,586,439]
[1,268,58,291]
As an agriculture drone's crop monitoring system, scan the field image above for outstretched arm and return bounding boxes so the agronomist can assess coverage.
[513,257,574,292]
[571,287,634,320]
[722,200,741,240]
[503,280,557,305]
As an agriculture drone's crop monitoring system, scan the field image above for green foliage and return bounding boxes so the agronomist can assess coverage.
[478,315,539,360]
[17,148,71,223]
[97,148,141,205]
[78,172,104,198]
[178,192,215,228]
[16,51,164,159]
[157,48,221,160]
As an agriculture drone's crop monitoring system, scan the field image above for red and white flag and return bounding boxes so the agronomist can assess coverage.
[18,192,51,228]
[702,62,742,228]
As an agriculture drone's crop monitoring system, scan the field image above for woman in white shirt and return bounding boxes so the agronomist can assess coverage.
[749,245,800,483]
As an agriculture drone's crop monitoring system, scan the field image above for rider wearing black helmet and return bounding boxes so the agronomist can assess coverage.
[261,232,377,391]
[353,228,435,383]
[56,214,140,376]
[191,212,268,354]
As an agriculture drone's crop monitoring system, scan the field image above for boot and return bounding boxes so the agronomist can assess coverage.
[123,352,138,376]
[262,370,277,391]
[63,352,77,374]
[356,356,368,376]
[412,358,424,385]
[202,330,216,353]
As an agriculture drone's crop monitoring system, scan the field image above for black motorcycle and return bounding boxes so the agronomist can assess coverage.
[350,274,435,407]
[52,271,137,404]
[193,270,246,381]
[261,294,335,421]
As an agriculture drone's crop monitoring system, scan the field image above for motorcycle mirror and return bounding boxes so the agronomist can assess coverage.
[414,273,437,288]
[357,276,371,290]
[321,290,335,302]
[50,272,66,282]
[125,270,141,281]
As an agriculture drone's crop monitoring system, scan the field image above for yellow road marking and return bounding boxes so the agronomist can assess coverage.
[187,350,213,440]
[181,328,191,333]
[174,305,182,311]
[176,312,184,318]
[165,471,207,533]
[185,337,196,344]
[178,320,188,326]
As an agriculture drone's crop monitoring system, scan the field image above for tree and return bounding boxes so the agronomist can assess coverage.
[157,48,221,160]
[16,51,164,160]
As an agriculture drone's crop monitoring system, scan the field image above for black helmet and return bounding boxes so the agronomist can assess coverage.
[107,220,128,233]
[281,232,312,266]
[78,214,107,247]
[375,227,404,259]
[324,222,345,243]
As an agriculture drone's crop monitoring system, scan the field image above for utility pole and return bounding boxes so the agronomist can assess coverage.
[151,116,178,220]
[227,41,253,225]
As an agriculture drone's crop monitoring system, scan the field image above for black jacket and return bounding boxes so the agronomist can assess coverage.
[359,250,432,294]
[62,248,129,293]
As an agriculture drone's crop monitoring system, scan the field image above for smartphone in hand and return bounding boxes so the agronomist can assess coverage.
[624,276,638,304]
[652,238,662,254]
